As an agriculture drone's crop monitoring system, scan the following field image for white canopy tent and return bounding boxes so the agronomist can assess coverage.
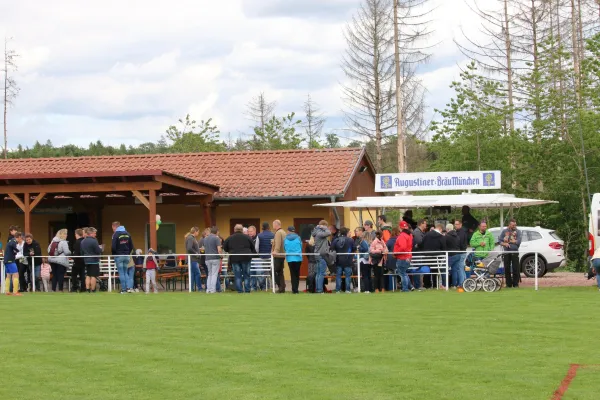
[315,193,558,227]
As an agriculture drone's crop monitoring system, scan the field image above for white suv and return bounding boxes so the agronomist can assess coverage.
[487,226,566,277]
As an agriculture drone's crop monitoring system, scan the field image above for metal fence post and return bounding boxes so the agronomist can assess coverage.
[32,256,36,292]
[1,259,5,294]
[445,252,449,291]
[534,252,539,291]
[270,255,276,294]
[108,256,112,293]
[188,254,192,293]
[356,253,361,293]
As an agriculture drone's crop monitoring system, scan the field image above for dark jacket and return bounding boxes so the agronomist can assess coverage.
[422,230,446,256]
[133,256,144,266]
[73,237,85,267]
[457,228,469,251]
[198,237,207,266]
[81,237,102,265]
[331,235,355,267]
[412,228,425,251]
[445,230,461,256]
[223,232,257,263]
[463,213,479,242]
[4,238,19,264]
[23,240,43,267]
[385,236,398,270]
[305,242,316,263]
[257,230,275,260]
[111,226,134,256]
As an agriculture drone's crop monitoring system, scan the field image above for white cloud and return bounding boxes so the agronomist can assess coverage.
[1,0,496,149]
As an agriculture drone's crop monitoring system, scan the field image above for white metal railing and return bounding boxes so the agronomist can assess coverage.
[0,250,540,294]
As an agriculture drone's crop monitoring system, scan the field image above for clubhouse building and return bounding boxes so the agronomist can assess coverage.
[0,148,379,274]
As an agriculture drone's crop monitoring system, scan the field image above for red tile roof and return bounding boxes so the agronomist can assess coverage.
[0,148,369,200]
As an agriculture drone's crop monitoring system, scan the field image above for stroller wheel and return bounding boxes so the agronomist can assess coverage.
[493,278,502,291]
[475,280,483,291]
[483,278,497,293]
[463,278,477,293]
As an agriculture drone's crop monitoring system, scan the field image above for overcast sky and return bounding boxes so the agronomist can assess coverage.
[1,0,491,149]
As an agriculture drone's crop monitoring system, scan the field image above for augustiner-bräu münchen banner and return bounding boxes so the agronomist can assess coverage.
[375,171,502,192]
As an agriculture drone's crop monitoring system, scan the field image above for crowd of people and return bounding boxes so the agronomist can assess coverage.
[0,206,528,295]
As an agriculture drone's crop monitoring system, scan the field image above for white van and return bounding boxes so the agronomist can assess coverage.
[589,193,600,257]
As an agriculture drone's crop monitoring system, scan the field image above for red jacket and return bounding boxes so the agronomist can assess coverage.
[394,232,413,260]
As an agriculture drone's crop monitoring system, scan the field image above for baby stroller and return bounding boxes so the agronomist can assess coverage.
[463,253,504,292]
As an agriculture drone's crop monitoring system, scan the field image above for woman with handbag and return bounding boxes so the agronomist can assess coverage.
[369,231,388,293]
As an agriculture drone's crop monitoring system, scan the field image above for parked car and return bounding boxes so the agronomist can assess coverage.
[488,226,566,277]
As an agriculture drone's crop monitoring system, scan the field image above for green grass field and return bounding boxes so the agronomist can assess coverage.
[1,288,599,400]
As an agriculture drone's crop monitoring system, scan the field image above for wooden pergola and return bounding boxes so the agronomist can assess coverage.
[0,170,219,249]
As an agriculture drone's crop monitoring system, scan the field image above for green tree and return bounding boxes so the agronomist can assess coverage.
[165,114,226,153]
[249,113,302,151]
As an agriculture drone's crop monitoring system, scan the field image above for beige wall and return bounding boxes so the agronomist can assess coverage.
[214,200,326,238]
[0,201,328,257]
[0,209,64,253]
[343,208,380,231]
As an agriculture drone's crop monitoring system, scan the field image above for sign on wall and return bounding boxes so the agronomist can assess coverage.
[375,171,501,192]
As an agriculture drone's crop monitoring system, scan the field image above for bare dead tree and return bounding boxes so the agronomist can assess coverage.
[302,94,326,148]
[245,92,276,133]
[3,37,19,159]
[341,0,396,172]
[456,0,522,134]
[393,0,433,173]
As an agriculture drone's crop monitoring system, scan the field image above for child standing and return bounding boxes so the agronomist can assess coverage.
[144,249,159,294]
[133,249,144,291]
[40,257,52,292]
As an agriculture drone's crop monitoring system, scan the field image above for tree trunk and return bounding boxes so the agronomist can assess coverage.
[554,0,568,140]
[530,0,543,192]
[394,0,406,173]
[570,0,581,106]
[3,50,7,160]
[374,49,382,173]
[503,0,517,188]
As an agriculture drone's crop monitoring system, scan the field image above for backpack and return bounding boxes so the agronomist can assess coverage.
[324,242,337,268]
[49,241,60,257]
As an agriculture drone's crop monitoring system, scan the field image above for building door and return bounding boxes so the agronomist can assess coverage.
[146,223,176,254]
[294,218,323,277]
[48,212,91,247]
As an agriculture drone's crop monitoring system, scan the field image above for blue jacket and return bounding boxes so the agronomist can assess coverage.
[332,236,355,267]
[4,238,19,264]
[284,233,302,263]
[257,230,275,259]
[112,226,134,256]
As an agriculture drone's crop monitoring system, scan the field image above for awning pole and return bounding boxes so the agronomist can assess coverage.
[500,208,504,228]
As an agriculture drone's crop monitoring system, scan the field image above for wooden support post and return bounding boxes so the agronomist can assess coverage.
[29,193,46,212]
[24,193,31,235]
[131,190,149,209]
[149,190,157,251]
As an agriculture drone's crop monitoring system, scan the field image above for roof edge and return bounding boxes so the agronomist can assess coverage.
[340,146,376,196]
[215,195,344,202]
[0,147,364,163]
